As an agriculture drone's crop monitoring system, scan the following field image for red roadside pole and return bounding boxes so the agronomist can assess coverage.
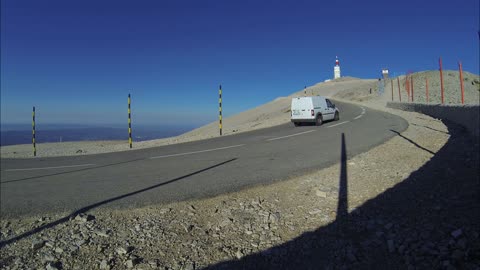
[425,77,429,103]
[439,57,445,104]
[391,80,394,101]
[459,62,465,104]
[397,77,401,102]
[405,77,410,102]
[411,76,414,102]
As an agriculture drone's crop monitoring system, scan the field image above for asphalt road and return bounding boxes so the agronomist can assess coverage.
[0,101,408,218]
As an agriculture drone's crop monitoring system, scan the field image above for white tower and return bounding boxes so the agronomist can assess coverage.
[334,56,341,79]
[382,69,389,79]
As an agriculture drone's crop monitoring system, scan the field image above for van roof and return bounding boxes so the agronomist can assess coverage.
[293,96,325,99]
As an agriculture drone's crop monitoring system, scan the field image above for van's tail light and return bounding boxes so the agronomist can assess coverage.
[311,109,314,116]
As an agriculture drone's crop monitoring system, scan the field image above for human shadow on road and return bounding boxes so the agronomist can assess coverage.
[203,122,479,269]
[0,158,237,248]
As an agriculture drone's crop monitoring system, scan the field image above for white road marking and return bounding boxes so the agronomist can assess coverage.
[267,130,316,141]
[354,115,363,120]
[327,121,350,128]
[149,144,245,159]
[361,107,366,115]
[4,164,96,172]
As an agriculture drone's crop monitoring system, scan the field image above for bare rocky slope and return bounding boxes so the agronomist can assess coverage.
[0,72,479,269]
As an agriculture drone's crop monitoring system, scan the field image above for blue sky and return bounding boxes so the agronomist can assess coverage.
[1,0,479,127]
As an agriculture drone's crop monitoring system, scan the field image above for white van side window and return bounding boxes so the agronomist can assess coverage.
[326,99,333,107]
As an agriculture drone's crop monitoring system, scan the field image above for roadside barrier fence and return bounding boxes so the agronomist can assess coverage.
[390,57,467,104]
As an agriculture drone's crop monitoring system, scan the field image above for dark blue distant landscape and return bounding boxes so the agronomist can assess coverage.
[0,124,196,146]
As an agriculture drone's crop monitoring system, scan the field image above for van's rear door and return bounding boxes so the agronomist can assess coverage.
[291,97,313,120]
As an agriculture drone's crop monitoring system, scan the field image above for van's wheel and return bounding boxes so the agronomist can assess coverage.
[294,122,300,127]
[334,112,339,121]
[315,115,323,126]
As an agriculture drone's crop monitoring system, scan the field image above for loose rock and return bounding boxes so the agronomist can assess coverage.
[451,229,463,239]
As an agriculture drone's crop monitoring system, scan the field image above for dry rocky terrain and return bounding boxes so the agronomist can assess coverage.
[0,73,479,269]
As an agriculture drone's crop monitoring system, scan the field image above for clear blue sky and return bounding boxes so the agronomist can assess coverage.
[1,0,479,126]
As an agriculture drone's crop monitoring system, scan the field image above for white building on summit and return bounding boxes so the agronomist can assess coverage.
[334,56,341,79]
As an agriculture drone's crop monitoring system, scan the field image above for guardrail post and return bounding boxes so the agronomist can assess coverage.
[128,94,132,148]
[459,61,465,104]
[32,106,36,157]
[439,57,445,104]
[219,85,222,136]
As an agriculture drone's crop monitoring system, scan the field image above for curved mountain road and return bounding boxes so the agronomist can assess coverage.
[0,101,408,218]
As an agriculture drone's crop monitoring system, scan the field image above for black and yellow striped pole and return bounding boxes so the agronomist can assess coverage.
[219,85,222,136]
[128,94,132,148]
[32,106,36,156]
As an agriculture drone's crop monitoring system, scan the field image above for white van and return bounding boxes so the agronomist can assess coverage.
[290,96,339,126]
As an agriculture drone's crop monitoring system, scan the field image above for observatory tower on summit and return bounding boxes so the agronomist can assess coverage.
[334,56,341,79]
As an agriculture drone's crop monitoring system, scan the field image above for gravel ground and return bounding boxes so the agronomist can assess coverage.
[1,95,478,269]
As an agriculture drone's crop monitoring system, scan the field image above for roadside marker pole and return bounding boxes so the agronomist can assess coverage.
[426,77,429,103]
[128,94,132,148]
[459,61,465,104]
[397,77,401,102]
[32,106,36,157]
[439,57,445,104]
[390,80,394,101]
[219,85,222,136]
[411,76,414,102]
[405,76,410,102]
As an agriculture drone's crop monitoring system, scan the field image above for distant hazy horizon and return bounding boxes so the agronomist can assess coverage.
[0,122,199,130]
[0,123,198,146]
